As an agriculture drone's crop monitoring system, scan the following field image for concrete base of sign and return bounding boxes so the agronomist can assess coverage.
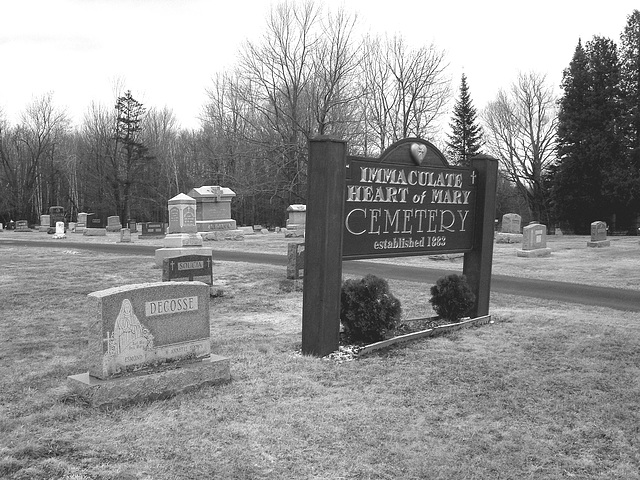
[587,240,610,248]
[238,226,255,235]
[516,247,551,257]
[53,233,67,239]
[106,225,122,232]
[67,354,230,409]
[83,228,107,236]
[163,233,204,248]
[154,246,213,267]
[201,229,245,241]
[39,225,49,232]
[495,232,522,244]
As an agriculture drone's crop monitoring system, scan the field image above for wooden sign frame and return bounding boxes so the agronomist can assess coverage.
[302,137,498,357]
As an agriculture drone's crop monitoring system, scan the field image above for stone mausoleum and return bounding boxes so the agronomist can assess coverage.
[186,186,243,241]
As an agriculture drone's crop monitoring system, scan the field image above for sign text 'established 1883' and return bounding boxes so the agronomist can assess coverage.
[342,159,477,259]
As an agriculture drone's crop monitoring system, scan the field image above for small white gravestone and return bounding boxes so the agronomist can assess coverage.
[53,221,66,239]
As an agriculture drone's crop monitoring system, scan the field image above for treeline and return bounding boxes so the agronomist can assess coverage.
[480,10,640,234]
[1,4,639,235]
[0,2,450,227]
[551,10,640,234]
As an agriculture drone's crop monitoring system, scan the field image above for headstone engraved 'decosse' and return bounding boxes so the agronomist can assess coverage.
[68,281,229,407]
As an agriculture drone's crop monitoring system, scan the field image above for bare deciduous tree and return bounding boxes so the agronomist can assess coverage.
[482,72,558,224]
[360,34,450,155]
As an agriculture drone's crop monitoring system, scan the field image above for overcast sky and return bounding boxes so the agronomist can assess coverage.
[1,0,638,131]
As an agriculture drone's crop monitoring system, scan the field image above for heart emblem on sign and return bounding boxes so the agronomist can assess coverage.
[410,143,427,165]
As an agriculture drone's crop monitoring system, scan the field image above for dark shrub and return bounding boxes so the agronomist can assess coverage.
[429,274,476,323]
[340,274,402,343]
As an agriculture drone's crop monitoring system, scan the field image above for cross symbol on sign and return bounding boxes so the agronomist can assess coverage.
[170,260,175,270]
[470,170,477,185]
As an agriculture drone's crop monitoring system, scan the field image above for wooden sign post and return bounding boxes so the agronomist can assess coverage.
[302,137,498,357]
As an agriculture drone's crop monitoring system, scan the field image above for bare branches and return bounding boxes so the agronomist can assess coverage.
[482,72,558,222]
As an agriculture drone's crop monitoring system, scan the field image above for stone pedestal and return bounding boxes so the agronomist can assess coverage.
[68,355,230,409]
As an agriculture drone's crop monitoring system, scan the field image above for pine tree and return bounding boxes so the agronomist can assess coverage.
[446,74,483,166]
[551,37,624,233]
[112,90,151,225]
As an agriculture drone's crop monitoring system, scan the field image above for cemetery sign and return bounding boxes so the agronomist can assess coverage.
[302,137,498,357]
[343,159,477,259]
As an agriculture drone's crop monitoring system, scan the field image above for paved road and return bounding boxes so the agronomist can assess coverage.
[2,237,639,312]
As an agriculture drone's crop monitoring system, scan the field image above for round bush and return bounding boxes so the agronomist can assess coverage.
[340,274,402,343]
[429,274,476,323]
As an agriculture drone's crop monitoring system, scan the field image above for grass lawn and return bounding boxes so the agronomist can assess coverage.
[1,234,639,479]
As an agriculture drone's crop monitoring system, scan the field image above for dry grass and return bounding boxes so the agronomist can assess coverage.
[1,233,639,479]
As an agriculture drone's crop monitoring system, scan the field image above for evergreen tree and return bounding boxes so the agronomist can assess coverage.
[619,10,640,212]
[551,37,624,233]
[112,90,152,225]
[446,74,483,166]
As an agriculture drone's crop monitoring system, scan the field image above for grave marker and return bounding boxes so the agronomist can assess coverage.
[517,223,551,257]
[84,214,107,236]
[155,194,213,268]
[118,228,132,243]
[39,214,51,232]
[106,216,122,232]
[15,220,32,232]
[163,254,213,285]
[68,281,230,408]
[587,221,610,247]
[285,204,306,238]
[75,212,88,233]
[53,221,66,239]
[495,213,523,243]
[187,186,244,240]
[140,222,166,237]
[287,243,305,279]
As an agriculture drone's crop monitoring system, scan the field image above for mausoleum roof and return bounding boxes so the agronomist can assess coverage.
[187,186,236,199]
